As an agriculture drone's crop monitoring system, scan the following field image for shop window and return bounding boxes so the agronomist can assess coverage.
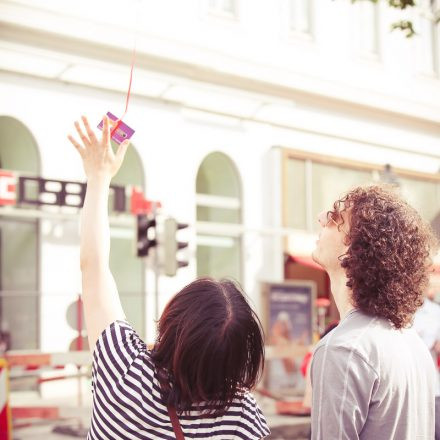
[289,0,313,35]
[285,158,307,230]
[352,0,380,58]
[399,176,440,224]
[310,162,372,232]
[196,152,242,281]
[284,153,440,235]
[207,0,238,18]
[416,0,439,76]
[109,143,146,337]
[284,156,373,233]
[0,116,40,349]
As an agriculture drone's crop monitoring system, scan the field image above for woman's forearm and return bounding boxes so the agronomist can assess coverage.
[80,176,112,270]
[69,115,129,348]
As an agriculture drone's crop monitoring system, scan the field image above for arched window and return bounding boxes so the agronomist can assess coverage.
[0,116,40,349]
[196,152,242,281]
[110,143,146,336]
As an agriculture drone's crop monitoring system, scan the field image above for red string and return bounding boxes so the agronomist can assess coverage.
[111,46,136,138]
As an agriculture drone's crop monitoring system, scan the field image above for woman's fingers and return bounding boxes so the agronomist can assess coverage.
[67,134,85,157]
[116,139,130,163]
[102,115,110,146]
[81,116,98,145]
[74,121,90,147]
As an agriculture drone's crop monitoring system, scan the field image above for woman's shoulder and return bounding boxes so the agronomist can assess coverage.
[92,319,156,378]
[228,391,270,438]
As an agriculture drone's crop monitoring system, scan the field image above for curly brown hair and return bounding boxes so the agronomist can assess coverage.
[329,184,438,329]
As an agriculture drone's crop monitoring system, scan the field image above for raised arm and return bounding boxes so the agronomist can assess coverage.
[68,115,130,350]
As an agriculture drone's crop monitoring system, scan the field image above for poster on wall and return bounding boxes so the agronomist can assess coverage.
[262,280,316,397]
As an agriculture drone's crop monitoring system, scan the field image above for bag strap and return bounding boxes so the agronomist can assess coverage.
[158,371,185,440]
[167,404,185,440]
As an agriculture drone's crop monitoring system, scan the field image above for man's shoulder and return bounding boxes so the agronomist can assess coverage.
[426,299,440,314]
[312,322,380,381]
[315,309,434,373]
[314,309,396,368]
[316,309,381,350]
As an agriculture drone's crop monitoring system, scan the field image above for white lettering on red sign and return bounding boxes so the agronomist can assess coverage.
[0,170,17,206]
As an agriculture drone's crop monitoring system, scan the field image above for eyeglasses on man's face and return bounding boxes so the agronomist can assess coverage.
[318,210,339,227]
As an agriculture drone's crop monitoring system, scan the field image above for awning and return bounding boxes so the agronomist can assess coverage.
[288,255,325,271]
[289,255,440,275]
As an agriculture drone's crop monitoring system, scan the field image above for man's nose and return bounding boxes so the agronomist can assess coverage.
[317,211,326,227]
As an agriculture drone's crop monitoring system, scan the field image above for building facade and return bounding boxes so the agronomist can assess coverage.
[0,0,439,351]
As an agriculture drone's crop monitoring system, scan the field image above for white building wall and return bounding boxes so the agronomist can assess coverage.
[0,0,440,348]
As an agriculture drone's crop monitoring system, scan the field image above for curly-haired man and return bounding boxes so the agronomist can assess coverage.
[311,185,438,439]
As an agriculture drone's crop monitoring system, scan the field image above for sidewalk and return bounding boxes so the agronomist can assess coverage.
[11,392,311,440]
[13,416,311,440]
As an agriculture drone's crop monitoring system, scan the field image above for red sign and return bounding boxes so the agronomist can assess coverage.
[0,170,16,206]
[0,169,159,215]
[130,187,161,215]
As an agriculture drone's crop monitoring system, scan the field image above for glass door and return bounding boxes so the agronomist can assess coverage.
[0,218,39,349]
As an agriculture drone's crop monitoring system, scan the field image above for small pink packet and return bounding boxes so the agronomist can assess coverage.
[97,112,135,144]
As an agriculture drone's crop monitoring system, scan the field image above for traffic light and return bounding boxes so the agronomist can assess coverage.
[136,214,157,257]
[162,217,189,276]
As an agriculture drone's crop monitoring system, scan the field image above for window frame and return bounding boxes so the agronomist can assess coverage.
[350,0,381,62]
[287,0,314,39]
[205,0,240,21]
[0,116,41,349]
[282,147,440,235]
[195,152,244,282]
[415,0,440,78]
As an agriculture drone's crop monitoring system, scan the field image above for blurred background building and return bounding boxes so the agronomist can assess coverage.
[0,0,439,355]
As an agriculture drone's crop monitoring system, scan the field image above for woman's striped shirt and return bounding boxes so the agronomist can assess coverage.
[87,320,270,440]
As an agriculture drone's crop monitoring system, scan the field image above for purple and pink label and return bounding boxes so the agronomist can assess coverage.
[97,112,135,145]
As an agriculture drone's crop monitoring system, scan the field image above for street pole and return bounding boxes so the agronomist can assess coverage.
[152,204,160,321]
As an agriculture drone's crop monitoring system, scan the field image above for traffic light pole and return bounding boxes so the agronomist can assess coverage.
[152,205,160,321]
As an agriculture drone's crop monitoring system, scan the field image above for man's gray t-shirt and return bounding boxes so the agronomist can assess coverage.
[311,309,436,440]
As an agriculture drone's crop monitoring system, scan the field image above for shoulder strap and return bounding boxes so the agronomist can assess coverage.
[158,371,185,440]
[167,404,185,440]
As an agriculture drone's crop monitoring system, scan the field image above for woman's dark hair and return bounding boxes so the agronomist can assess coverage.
[151,278,265,415]
[329,184,438,329]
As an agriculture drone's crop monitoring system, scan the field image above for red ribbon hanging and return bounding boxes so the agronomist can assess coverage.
[110,46,136,138]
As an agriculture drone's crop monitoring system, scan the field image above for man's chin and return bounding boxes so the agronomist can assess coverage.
[311,250,324,268]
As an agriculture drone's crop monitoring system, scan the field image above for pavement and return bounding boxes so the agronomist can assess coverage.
[12,416,311,440]
[10,391,311,440]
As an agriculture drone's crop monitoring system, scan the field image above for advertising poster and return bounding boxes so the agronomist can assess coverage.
[262,280,316,396]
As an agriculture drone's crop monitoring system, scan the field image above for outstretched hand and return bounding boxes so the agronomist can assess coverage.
[68,115,130,181]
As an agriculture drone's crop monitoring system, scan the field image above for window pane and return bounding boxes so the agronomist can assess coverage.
[110,235,145,337]
[209,0,236,14]
[398,177,440,223]
[110,142,144,214]
[419,17,436,73]
[0,117,40,173]
[197,206,241,223]
[290,0,311,33]
[196,153,242,281]
[285,158,306,229]
[359,1,378,54]
[109,145,145,336]
[311,163,372,232]
[197,237,241,280]
[196,153,241,198]
[0,219,38,349]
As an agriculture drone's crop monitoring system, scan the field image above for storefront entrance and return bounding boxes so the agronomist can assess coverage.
[0,218,38,349]
[0,116,41,349]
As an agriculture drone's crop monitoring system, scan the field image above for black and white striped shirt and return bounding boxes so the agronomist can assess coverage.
[87,320,270,439]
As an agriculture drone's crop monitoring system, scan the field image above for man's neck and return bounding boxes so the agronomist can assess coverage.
[327,269,354,320]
